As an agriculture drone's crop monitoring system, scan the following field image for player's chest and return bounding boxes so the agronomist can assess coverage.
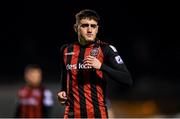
[64,47,103,72]
[19,89,43,105]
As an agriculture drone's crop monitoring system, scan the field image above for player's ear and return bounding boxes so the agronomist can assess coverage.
[96,25,99,33]
[94,25,99,34]
[74,24,78,33]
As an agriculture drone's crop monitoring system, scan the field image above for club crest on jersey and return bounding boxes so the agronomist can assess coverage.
[90,48,99,57]
[115,55,123,64]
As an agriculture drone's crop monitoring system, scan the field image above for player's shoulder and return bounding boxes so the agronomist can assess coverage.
[97,40,108,46]
[108,44,118,53]
[98,40,118,52]
[60,42,76,52]
[19,85,28,91]
[60,44,68,52]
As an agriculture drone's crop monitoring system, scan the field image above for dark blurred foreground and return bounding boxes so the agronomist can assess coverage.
[1,75,180,118]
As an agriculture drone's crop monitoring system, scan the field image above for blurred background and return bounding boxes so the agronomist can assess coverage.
[0,0,179,118]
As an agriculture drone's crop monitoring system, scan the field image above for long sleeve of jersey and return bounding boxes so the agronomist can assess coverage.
[60,44,68,92]
[100,45,133,86]
[42,89,54,117]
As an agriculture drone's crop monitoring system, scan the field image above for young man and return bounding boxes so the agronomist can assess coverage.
[57,9,132,118]
[15,64,53,118]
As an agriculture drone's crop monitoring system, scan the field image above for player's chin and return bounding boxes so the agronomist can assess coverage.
[85,38,96,42]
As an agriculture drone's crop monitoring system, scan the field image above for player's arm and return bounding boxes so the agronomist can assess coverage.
[60,45,67,92]
[42,89,54,117]
[84,45,132,86]
[57,45,68,104]
[100,45,133,86]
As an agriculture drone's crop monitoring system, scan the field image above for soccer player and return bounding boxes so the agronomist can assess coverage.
[57,9,132,118]
[15,64,54,118]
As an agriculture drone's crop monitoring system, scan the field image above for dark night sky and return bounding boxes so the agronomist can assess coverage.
[0,0,177,78]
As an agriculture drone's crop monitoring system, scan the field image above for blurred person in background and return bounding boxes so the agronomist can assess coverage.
[15,64,54,118]
[57,9,132,118]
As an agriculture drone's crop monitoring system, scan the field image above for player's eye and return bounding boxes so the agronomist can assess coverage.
[80,24,98,28]
[81,24,89,28]
[91,24,97,28]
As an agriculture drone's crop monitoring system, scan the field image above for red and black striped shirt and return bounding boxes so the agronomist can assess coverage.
[60,40,132,118]
[15,86,53,118]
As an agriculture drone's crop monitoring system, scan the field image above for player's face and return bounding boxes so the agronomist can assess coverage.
[25,69,42,87]
[77,18,99,42]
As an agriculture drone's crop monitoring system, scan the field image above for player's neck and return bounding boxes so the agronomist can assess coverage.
[26,84,40,89]
[78,38,95,46]
[78,38,89,46]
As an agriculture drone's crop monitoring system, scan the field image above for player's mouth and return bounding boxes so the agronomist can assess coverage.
[86,34,93,37]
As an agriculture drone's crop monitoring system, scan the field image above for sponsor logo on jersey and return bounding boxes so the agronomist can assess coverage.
[115,55,123,64]
[19,98,38,105]
[66,63,92,70]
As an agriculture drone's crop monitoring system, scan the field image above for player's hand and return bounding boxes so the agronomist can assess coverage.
[83,55,102,70]
[57,91,67,104]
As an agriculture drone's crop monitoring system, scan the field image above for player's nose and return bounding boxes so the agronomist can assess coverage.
[87,26,92,32]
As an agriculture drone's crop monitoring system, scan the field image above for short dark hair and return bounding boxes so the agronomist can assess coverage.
[75,9,100,24]
[24,64,42,73]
